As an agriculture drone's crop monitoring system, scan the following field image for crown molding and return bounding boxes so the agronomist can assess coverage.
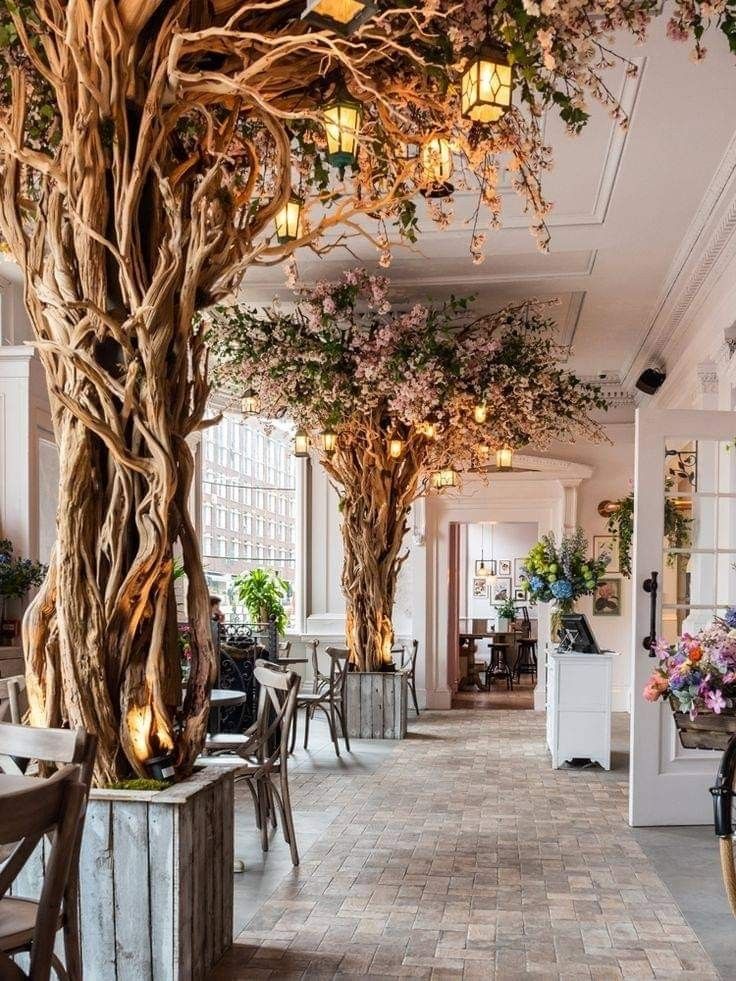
[622,128,736,389]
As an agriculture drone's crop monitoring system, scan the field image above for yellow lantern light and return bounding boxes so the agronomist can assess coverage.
[417,421,436,439]
[475,443,491,463]
[461,43,513,124]
[473,403,487,424]
[496,446,513,471]
[420,137,454,198]
[294,429,310,458]
[388,437,403,459]
[432,468,458,489]
[241,389,258,416]
[274,194,304,244]
[322,429,338,455]
[324,89,363,171]
[302,0,376,34]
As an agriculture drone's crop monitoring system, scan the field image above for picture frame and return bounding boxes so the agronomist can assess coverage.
[514,588,527,601]
[593,534,619,574]
[593,577,622,617]
[491,578,512,603]
[472,577,488,598]
[514,557,528,586]
[498,558,512,577]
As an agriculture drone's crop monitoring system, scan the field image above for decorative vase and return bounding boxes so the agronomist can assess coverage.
[551,600,574,643]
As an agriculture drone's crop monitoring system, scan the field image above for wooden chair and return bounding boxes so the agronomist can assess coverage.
[394,642,420,716]
[0,676,26,725]
[278,640,292,659]
[294,647,351,757]
[0,723,96,980]
[205,661,302,866]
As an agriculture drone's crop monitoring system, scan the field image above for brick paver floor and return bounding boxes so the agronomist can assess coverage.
[212,709,718,979]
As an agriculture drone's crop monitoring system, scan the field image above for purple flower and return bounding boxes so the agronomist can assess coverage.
[704,688,727,714]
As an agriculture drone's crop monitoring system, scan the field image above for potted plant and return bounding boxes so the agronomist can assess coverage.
[522,530,609,640]
[605,482,691,577]
[0,539,45,646]
[234,568,289,635]
[495,597,517,633]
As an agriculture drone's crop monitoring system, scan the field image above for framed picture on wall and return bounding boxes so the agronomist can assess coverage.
[492,578,512,602]
[514,558,528,586]
[498,559,512,577]
[472,577,488,598]
[514,588,527,601]
[593,577,622,616]
[593,535,620,574]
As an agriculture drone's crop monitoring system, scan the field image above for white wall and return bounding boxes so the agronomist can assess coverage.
[462,521,538,623]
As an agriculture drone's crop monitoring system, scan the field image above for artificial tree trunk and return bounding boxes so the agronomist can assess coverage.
[330,425,423,672]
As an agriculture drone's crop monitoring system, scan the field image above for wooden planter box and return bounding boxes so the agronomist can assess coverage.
[346,670,408,739]
[15,763,237,980]
[672,704,736,751]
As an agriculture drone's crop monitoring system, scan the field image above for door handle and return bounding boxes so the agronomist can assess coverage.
[642,571,659,657]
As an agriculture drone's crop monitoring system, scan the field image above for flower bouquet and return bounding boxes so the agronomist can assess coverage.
[643,610,736,750]
[522,530,609,638]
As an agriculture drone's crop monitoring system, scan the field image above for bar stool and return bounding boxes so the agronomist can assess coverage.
[515,638,537,683]
[486,642,514,691]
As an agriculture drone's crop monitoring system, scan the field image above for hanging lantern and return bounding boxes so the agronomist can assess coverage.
[274,193,304,244]
[241,389,258,416]
[473,403,487,424]
[322,429,338,455]
[417,420,436,439]
[324,89,363,171]
[302,0,376,34]
[461,43,513,124]
[496,446,513,471]
[294,429,310,458]
[388,437,403,460]
[420,137,454,198]
[432,468,458,489]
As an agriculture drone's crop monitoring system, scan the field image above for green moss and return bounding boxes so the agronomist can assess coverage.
[106,778,171,792]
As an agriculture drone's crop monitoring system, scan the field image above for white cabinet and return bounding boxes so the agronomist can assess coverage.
[546,651,613,770]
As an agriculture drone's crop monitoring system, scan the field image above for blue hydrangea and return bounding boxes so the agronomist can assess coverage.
[550,579,574,600]
[529,575,544,592]
[724,607,736,629]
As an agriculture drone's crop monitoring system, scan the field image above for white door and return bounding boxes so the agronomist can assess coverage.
[630,407,736,826]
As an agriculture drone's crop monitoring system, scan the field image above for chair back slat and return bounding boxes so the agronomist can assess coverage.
[324,647,351,701]
[0,675,26,724]
[253,660,300,766]
[0,723,95,785]
[0,767,75,849]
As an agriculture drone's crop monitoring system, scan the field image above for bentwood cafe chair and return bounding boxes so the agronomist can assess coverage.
[0,723,96,980]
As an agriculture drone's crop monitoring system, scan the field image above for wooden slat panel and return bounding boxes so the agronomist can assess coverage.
[383,675,395,739]
[372,674,383,739]
[204,779,216,969]
[212,777,224,962]
[149,801,175,980]
[113,802,153,980]
[359,676,372,738]
[191,791,206,979]
[176,799,193,980]
[79,802,117,979]
[346,675,361,742]
[221,775,234,959]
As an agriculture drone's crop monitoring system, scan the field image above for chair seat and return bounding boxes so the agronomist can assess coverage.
[296,692,332,704]
[0,897,42,951]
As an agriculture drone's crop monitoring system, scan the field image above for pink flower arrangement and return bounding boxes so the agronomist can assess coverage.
[643,610,736,718]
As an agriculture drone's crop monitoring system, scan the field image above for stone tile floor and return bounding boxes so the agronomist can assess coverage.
[212,710,722,979]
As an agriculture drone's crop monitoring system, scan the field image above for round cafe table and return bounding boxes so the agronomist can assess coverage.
[180,688,248,709]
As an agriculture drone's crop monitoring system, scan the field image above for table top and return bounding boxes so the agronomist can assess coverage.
[182,688,248,708]
[276,657,308,666]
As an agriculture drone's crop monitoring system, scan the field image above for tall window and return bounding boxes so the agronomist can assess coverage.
[200,413,298,626]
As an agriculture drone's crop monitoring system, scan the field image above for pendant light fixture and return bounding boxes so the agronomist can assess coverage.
[324,86,363,172]
[473,402,488,424]
[274,193,304,244]
[417,420,436,439]
[461,42,513,124]
[496,446,513,472]
[294,429,310,458]
[432,467,458,489]
[420,137,454,199]
[321,429,338,456]
[388,436,403,460]
[241,389,258,416]
[301,0,376,34]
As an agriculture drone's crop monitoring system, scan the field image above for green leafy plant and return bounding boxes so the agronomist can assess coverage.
[496,598,517,622]
[607,486,691,578]
[106,778,171,792]
[0,538,46,601]
[234,569,289,635]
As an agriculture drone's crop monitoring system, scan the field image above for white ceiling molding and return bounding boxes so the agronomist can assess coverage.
[622,128,736,389]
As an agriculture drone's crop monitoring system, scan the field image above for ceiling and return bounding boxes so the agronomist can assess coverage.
[2,20,735,399]
[240,22,736,392]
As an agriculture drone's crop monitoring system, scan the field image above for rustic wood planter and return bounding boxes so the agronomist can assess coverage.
[16,763,237,980]
[672,704,736,751]
[346,670,408,739]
